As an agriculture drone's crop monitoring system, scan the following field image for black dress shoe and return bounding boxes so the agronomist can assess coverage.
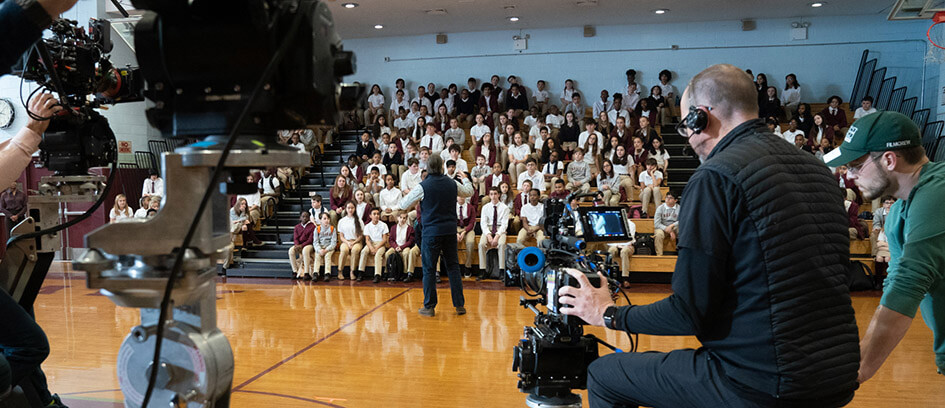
[373,275,381,283]
[456,306,467,315]
[323,274,331,282]
[403,273,414,283]
[418,307,435,317]
[475,274,484,281]
[303,274,312,281]
[355,271,364,282]
[435,273,442,283]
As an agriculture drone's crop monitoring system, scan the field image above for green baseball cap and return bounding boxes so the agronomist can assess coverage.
[823,111,921,167]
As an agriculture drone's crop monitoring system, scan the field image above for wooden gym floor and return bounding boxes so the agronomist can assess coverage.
[31,262,943,407]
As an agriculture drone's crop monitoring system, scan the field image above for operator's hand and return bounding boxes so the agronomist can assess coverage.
[557,269,615,327]
[25,93,63,135]
[37,0,78,17]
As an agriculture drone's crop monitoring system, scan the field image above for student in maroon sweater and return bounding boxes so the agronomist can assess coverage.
[289,212,316,279]
[386,212,420,282]
[819,95,849,136]
[329,175,352,225]
[455,195,477,276]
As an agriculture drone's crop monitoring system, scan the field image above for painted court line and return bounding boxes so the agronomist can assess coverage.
[232,390,346,407]
[232,288,412,391]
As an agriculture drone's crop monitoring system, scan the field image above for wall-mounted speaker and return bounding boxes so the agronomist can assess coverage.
[584,25,595,37]
[436,33,448,44]
[741,19,756,31]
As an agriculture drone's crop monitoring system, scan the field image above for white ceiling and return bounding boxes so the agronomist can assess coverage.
[324,0,896,39]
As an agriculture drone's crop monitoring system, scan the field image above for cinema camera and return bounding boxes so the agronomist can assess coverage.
[511,193,638,408]
[1,1,360,407]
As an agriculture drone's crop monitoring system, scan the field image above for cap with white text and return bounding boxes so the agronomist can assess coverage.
[823,111,920,167]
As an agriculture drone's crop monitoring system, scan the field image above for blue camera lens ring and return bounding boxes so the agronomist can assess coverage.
[517,246,546,273]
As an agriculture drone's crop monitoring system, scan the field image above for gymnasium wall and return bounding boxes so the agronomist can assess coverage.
[345,14,933,115]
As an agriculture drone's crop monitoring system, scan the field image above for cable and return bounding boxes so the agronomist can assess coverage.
[616,287,639,353]
[139,6,306,407]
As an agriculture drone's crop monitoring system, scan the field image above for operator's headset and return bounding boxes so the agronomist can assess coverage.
[681,105,711,135]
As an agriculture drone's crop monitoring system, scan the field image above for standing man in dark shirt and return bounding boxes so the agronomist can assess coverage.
[0,181,27,233]
[559,64,860,407]
[398,155,474,317]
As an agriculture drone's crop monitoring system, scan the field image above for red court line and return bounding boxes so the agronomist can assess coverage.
[59,389,122,396]
[233,390,346,407]
[232,288,412,391]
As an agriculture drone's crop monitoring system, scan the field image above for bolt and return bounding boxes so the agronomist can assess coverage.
[176,89,184,95]
[204,87,212,94]
[233,85,241,92]
[154,82,164,91]
[263,84,271,91]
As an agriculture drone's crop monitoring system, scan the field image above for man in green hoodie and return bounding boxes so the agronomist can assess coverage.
[825,111,945,382]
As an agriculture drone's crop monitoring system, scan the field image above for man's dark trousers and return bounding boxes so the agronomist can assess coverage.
[420,234,464,309]
[587,349,767,408]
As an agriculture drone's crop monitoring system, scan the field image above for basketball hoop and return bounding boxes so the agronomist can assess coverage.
[925,11,945,63]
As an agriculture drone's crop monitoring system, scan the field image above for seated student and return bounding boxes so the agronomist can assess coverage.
[289,212,316,279]
[230,197,262,246]
[612,144,637,203]
[607,93,631,126]
[346,154,366,184]
[559,111,581,153]
[306,193,330,223]
[142,170,165,198]
[312,211,338,281]
[629,135,649,182]
[443,143,468,174]
[516,189,545,245]
[853,95,878,120]
[759,86,783,121]
[393,106,412,133]
[358,208,389,283]
[470,154,492,198]
[384,142,404,179]
[353,189,374,225]
[363,167,385,206]
[835,164,862,204]
[455,195,477,276]
[814,136,834,162]
[135,196,151,218]
[328,175,352,225]
[578,119,604,152]
[597,159,621,206]
[376,132,391,156]
[542,150,564,187]
[400,158,422,195]
[237,174,263,227]
[597,111,613,138]
[444,160,459,179]
[355,131,376,162]
[528,117,548,144]
[506,177,527,226]
[478,187,510,280]
[456,89,476,127]
[524,106,541,130]
[386,212,420,282]
[606,219,636,288]
[843,188,867,240]
[566,148,592,193]
[110,194,134,223]
[148,196,161,213]
[872,196,895,263]
[433,103,451,134]
[539,131,562,163]
[648,136,670,175]
[635,98,658,128]
[807,113,835,149]
[781,118,805,145]
[444,117,466,147]
[475,133,498,168]
[766,117,782,139]
[418,147,431,171]
[470,113,491,144]
[508,131,532,186]
[258,168,282,217]
[517,158,545,193]
[610,116,632,145]
[484,161,510,194]
[637,158,663,217]
[365,152,387,176]
[653,190,680,256]
[634,116,656,146]
[532,79,550,114]
[336,201,364,280]
[498,181,515,209]
[549,179,570,200]
[378,174,403,224]
[819,95,849,136]
[793,133,813,153]
[545,104,565,129]
[564,92,585,122]
[507,84,529,118]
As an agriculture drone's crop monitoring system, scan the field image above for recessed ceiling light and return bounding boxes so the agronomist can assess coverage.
[654,9,668,14]
[508,16,520,22]
[425,8,448,15]
[810,2,825,7]
[374,24,383,29]
[342,2,358,8]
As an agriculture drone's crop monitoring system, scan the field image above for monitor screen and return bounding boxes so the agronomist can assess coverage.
[578,206,632,242]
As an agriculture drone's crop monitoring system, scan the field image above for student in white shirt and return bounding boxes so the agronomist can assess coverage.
[411,86,433,112]
[393,107,412,132]
[389,89,410,123]
[142,171,165,198]
[533,79,550,114]
[592,89,612,119]
[607,94,631,126]
[781,119,806,145]
[478,187,510,280]
[853,96,878,120]
[517,158,545,192]
[419,123,444,155]
[638,158,663,217]
[358,208,389,283]
[545,104,565,129]
[393,78,411,102]
[508,131,532,186]
[648,137,671,174]
[781,73,801,120]
[523,106,541,130]
[110,194,134,223]
[516,189,545,244]
[365,84,386,126]
[624,82,641,111]
[400,158,422,194]
[658,69,679,104]
[470,113,491,143]
[257,168,282,217]
[237,174,263,226]
[559,79,577,107]
[578,120,604,151]
[135,196,151,218]
[377,173,403,224]
[444,144,468,174]
[337,201,365,280]
[542,150,564,187]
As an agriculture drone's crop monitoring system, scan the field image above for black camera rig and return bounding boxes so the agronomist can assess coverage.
[511,193,637,408]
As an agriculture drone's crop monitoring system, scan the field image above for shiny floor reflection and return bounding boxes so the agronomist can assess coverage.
[32,264,944,407]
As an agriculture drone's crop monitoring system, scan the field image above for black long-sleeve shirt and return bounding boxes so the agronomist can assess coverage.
[1,1,49,75]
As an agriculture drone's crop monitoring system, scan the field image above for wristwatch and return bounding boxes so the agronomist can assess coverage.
[602,305,619,330]
[16,0,54,30]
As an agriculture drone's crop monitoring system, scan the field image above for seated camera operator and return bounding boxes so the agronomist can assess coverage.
[559,65,860,408]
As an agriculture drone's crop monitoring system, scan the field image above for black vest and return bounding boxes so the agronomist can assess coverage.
[419,174,457,237]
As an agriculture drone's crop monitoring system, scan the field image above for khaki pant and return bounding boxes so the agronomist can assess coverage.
[510,162,527,186]
[289,245,314,276]
[516,228,546,245]
[607,245,635,277]
[364,107,386,127]
[380,209,402,225]
[478,233,507,268]
[312,248,334,276]
[338,242,363,276]
[601,187,620,206]
[261,195,279,217]
[248,207,262,228]
[567,180,590,194]
[329,210,342,227]
[457,227,476,267]
[385,246,420,275]
[654,225,677,256]
[640,186,662,213]
[359,241,387,275]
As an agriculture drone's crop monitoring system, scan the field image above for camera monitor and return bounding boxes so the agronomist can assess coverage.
[577,206,633,242]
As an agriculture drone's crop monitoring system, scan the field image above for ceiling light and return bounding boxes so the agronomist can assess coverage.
[342,2,358,8]
[810,2,824,7]
[576,0,598,6]
[374,24,383,29]
[654,9,668,14]
[508,16,520,22]
[425,8,448,15]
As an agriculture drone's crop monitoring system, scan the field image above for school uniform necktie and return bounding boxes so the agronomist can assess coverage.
[491,206,498,234]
